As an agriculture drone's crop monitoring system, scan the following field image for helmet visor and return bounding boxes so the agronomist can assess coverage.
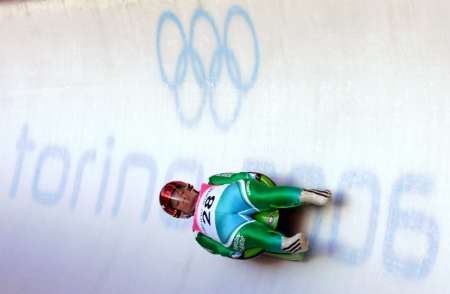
[169,185,197,217]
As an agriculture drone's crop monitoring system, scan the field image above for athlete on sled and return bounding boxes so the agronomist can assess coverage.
[160,172,331,260]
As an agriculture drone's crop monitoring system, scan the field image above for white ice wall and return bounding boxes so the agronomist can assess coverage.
[0,1,449,293]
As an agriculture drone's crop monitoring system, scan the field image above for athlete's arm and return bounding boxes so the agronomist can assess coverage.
[195,232,242,259]
[208,172,251,184]
[208,172,274,185]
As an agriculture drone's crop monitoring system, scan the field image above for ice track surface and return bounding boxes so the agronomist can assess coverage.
[0,1,449,293]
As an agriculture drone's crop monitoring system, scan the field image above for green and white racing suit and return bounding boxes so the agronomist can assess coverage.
[192,172,303,259]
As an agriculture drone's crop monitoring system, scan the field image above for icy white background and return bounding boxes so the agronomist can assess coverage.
[0,1,448,293]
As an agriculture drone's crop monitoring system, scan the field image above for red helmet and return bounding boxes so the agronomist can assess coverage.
[160,181,195,218]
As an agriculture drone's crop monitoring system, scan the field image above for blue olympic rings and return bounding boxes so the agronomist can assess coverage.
[156,5,260,129]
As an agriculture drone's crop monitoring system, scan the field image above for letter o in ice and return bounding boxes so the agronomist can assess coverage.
[32,146,70,206]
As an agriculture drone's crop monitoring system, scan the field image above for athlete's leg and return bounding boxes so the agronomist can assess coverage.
[236,221,308,254]
[246,180,331,210]
[246,180,301,210]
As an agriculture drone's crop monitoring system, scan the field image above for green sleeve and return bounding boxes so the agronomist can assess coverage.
[208,172,259,185]
[209,172,276,187]
[195,233,241,258]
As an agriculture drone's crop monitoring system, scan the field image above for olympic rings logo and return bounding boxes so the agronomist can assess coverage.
[156,5,260,130]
